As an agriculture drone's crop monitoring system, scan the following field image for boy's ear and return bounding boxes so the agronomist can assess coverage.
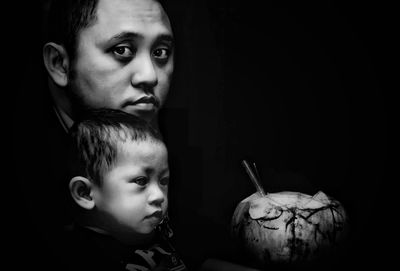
[69,176,95,210]
[43,42,70,87]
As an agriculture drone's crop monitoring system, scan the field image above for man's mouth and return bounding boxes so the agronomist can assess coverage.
[121,97,161,120]
[124,96,160,110]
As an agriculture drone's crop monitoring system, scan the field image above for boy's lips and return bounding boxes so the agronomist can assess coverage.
[146,210,163,219]
[144,210,163,225]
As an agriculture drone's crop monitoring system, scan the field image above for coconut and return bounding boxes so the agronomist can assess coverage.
[231,190,348,266]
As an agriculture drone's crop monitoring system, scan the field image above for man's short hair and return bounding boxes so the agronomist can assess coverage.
[44,0,99,60]
[43,0,166,60]
[68,108,164,186]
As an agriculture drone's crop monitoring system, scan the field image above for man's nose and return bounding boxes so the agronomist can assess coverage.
[148,183,165,207]
[131,53,158,91]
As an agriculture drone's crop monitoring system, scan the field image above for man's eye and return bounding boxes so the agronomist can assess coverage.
[133,177,148,186]
[153,48,170,60]
[113,46,134,58]
[159,177,169,186]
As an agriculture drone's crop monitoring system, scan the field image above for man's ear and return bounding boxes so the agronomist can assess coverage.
[43,42,70,87]
[69,176,95,210]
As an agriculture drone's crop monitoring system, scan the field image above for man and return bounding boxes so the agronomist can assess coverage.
[19,1,174,269]
[43,0,174,130]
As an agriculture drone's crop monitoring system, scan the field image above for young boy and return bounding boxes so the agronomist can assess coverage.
[64,108,187,271]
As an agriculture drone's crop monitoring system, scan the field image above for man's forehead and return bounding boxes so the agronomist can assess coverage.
[96,0,168,24]
[89,0,172,40]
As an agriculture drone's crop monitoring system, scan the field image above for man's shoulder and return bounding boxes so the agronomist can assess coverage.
[62,226,127,271]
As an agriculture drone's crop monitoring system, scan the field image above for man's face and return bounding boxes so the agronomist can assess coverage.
[92,139,169,241]
[69,0,174,123]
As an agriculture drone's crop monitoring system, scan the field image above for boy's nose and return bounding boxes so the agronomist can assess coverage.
[148,184,166,207]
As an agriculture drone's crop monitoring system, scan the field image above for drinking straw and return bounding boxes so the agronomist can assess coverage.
[242,160,266,196]
[253,162,261,181]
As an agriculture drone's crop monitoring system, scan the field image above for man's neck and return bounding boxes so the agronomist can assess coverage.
[48,80,74,132]
[53,105,74,133]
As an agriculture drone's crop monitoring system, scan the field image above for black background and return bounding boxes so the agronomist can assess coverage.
[10,0,391,270]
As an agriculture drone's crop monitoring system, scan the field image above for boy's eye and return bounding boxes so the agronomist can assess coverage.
[160,176,169,186]
[132,177,148,186]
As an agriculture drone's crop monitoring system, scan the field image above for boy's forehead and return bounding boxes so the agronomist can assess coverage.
[113,139,168,173]
[116,138,167,159]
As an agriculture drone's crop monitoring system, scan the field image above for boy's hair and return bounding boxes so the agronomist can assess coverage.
[68,108,163,186]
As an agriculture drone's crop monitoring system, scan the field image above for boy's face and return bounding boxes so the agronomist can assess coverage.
[92,139,169,240]
[68,0,174,123]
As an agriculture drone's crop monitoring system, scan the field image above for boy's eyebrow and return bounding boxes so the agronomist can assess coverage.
[159,167,170,180]
[143,166,169,176]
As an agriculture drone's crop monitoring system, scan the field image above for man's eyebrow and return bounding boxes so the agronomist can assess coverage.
[107,32,174,44]
[157,34,174,44]
[109,32,140,42]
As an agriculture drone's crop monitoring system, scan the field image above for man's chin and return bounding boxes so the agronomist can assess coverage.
[121,108,157,123]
